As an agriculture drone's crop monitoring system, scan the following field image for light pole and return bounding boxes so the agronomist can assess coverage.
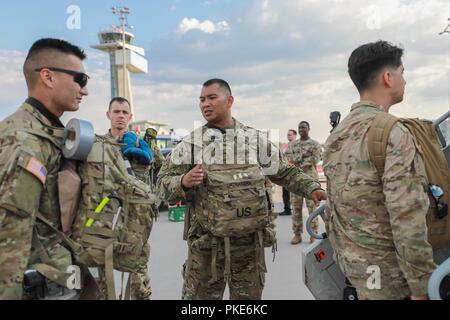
[439,18,450,109]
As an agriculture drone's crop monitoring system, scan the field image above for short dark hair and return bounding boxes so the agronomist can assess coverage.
[24,38,86,89]
[348,40,404,92]
[203,78,232,96]
[288,129,297,135]
[299,121,310,129]
[25,38,86,62]
[109,97,131,111]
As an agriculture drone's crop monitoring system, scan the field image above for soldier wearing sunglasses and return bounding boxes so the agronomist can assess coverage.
[0,38,90,299]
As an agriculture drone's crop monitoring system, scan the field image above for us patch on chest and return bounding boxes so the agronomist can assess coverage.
[25,157,47,184]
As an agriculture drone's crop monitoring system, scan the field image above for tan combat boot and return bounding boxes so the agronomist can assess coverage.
[290,234,302,245]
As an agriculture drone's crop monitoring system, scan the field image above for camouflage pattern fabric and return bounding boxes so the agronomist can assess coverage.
[152,144,164,172]
[72,134,156,300]
[143,128,164,181]
[285,137,322,171]
[158,118,321,300]
[286,139,321,235]
[129,243,152,300]
[182,227,265,300]
[98,132,155,300]
[0,103,74,299]
[323,101,437,299]
[290,193,317,234]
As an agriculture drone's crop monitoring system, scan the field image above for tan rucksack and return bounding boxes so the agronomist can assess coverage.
[184,125,276,283]
[368,113,450,250]
[71,135,156,299]
[196,163,270,237]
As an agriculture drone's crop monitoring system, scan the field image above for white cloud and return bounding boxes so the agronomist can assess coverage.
[0,50,28,115]
[178,17,230,34]
[291,31,303,40]
[260,0,279,26]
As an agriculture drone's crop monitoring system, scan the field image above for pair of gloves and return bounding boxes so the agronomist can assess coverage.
[121,132,153,165]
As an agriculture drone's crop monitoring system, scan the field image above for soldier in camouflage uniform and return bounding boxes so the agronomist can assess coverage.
[104,97,155,300]
[144,127,165,186]
[323,41,436,300]
[285,121,322,244]
[0,39,89,299]
[157,79,326,300]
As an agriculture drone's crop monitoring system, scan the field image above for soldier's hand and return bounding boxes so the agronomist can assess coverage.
[311,189,327,206]
[182,163,204,188]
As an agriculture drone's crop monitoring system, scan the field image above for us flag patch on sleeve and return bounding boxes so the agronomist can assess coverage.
[25,157,47,185]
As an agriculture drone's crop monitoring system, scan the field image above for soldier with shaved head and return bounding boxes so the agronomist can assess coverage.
[0,38,89,299]
[158,78,326,300]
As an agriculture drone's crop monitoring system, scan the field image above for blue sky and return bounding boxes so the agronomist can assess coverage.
[0,0,449,142]
[0,1,243,50]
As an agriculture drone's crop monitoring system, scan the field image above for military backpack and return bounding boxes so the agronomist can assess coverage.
[185,126,276,282]
[368,113,450,251]
[70,135,156,299]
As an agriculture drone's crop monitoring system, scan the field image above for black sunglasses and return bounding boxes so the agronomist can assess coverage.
[35,67,90,88]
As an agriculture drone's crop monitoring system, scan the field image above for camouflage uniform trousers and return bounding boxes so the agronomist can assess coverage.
[96,243,151,300]
[96,242,152,300]
[182,233,265,300]
[290,167,319,235]
[290,195,318,235]
[129,205,154,300]
[332,246,415,300]
[130,243,152,300]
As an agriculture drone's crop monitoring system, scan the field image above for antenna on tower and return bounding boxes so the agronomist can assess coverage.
[112,3,133,120]
[439,18,450,110]
[112,4,131,33]
[439,17,450,35]
[91,3,153,131]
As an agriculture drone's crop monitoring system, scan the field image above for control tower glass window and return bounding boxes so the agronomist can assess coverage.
[100,32,133,44]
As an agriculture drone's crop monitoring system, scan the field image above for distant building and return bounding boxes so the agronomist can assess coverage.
[129,120,169,136]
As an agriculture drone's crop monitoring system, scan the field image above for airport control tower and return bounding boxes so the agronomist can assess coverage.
[91,5,148,122]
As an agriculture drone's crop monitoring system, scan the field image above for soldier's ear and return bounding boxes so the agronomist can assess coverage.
[39,69,55,89]
[227,95,234,108]
[381,69,392,88]
[106,111,111,121]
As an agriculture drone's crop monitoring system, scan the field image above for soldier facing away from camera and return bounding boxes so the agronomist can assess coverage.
[323,40,436,300]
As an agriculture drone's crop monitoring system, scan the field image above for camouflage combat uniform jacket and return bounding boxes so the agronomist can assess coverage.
[158,119,321,205]
[0,100,74,299]
[323,101,436,299]
[285,137,321,179]
[157,118,322,299]
[151,143,164,173]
